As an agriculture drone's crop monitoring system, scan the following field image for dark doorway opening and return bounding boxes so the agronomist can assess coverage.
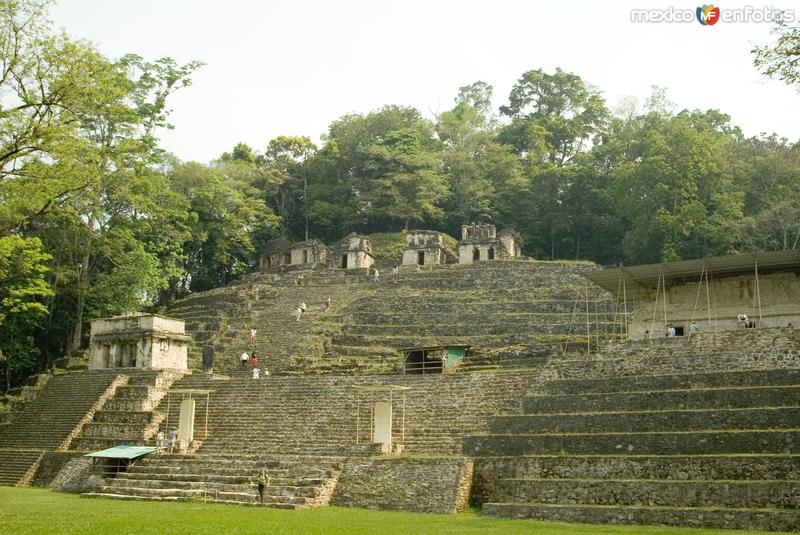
[417,251,425,265]
[473,248,480,262]
[283,253,291,264]
[404,350,443,374]
[303,250,308,263]
[675,326,685,336]
[488,247,495,260]
[341,254,348,269]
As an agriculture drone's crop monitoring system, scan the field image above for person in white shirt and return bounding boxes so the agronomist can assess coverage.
[240,352,249,367]
[689,321,699,335]
[737,313,749,329]
[252,367,260,379]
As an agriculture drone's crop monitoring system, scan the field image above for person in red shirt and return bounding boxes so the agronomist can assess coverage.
[251,352,258,368]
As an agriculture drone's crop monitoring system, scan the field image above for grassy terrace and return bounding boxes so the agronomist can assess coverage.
[0,488,791,535]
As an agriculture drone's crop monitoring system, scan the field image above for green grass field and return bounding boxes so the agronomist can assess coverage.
[0,487,790,535]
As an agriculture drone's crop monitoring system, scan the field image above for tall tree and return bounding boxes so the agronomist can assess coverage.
[499,68,610,167]
[752,13,800,87]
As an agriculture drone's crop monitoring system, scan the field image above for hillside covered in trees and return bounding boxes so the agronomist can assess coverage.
[1,0,798,388]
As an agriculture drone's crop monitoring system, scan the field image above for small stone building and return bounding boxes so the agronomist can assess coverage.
[259,239,292,271]
[402,231,447,267]
[336,233,375,269]
[88,313,191,370]
[457,224,522,264]
[291,239,331,266]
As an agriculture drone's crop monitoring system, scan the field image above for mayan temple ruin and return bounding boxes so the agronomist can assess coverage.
[0,241,799,531]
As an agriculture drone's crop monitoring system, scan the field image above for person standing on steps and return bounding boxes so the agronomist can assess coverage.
[373,268,379,283]
[323,297,331,312]
[156,430,164,453]
[167,429,177,453]
[240,351,249,367]
[256,468,270,504]
[689,321,699,335]
[251,352,258,368]
[251,367,260,379]
[250,328,257,343]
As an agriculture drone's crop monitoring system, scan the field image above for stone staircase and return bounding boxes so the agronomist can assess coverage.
[167,267,371,375]
[71,370,187,452]
[0,371,125,487]
[167,261,622,375]
[0,372,122,451]
[81,369,535,507]
[330,262,619,366]
[83,453,344,508]
[466,335,800,531]
[0,450,44,486]
[156,371,533,456]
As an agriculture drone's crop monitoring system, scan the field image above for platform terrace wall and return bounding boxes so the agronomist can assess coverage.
[331,457,473,513]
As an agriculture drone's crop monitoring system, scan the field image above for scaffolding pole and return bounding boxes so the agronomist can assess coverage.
[585,288,591,354]
[622,277,628,339]
[755,259,763,326]
[662,272,668,336]
[649,272,662,340]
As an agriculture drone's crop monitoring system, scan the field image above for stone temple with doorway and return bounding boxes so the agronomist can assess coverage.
[0,245,798,531]
[457,224,522,264]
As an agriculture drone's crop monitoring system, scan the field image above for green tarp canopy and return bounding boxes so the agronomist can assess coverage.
[84,445,156,460]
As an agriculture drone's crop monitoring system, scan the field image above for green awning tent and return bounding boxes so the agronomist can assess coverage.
[84,445,156,460]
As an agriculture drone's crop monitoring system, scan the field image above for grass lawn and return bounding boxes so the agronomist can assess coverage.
[0,487,791,535]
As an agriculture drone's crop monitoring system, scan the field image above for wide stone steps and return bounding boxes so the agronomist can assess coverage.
[92,411,153,425]
[481,503,800,532]
[472,353,800,531]
[495,478,799,509]
[534,369,800,396]
[0,450,43,486]
[336,322,618,337]
[464,430,800,456]
[491,407,800,434]
[106,478,324,497]
[0,372,119,450]
[522,385,800,414]
[84,453,344,508]
[70,370,180,453]
[475,454,800,481]
[169,260,614,373]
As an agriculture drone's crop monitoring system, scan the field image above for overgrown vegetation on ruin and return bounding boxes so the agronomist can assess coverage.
[0,0,799,388]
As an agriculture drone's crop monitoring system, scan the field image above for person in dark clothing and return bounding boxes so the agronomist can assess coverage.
[256,468,270,504]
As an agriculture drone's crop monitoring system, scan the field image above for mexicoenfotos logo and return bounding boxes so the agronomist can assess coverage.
[630,4,795,23]
[696,4,721,25]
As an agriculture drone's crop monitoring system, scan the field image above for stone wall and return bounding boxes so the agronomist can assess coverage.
[31,452,82,487]
[544,327,800,381]
[331,456,473,513]
[48,456,101,492]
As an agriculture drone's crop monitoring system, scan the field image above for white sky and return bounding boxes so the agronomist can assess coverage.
[51,0,800,163]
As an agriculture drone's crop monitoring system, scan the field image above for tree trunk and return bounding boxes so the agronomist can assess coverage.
[69,254,90,355]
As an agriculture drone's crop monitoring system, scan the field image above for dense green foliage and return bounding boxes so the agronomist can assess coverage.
[0,0,798,387]
[0,487,789,535]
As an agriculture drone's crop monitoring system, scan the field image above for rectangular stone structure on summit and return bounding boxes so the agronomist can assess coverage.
[89,313,192,371]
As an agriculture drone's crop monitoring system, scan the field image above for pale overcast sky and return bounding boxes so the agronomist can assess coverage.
[51,0,799,163]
